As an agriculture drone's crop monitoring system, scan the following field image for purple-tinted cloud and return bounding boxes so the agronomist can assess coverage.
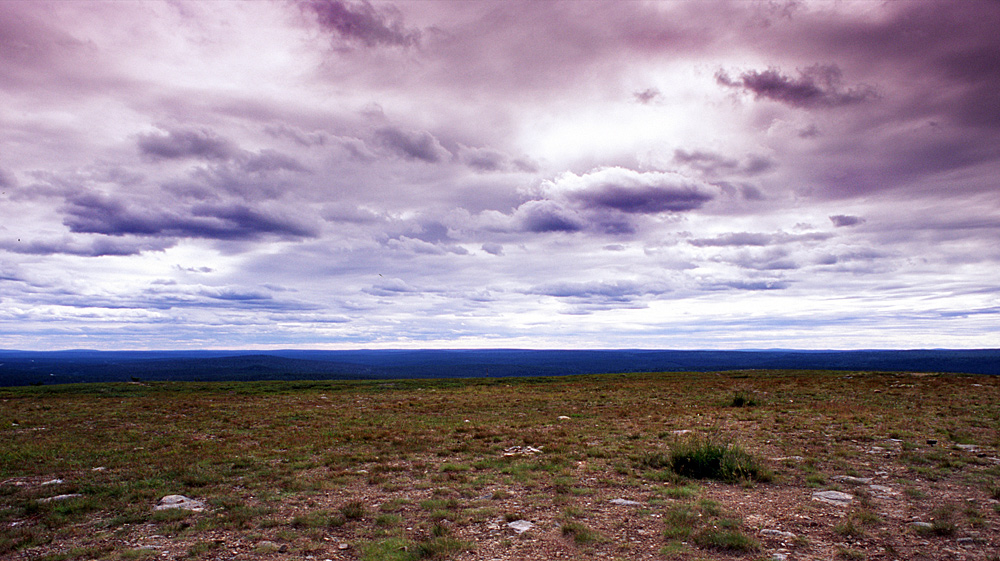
[375,127,450,163]
[830,215,865,227]
[688,231,833,247]
[0,168,15,188]
[481,242,503,256]
[138,128,239,161]
[558,169,715,214]
[634,88,661,104]
[303,0,419,48]
[240,150,309,173]
[514,200,585,233]
[0,236,173,257]
[62,193,320,241]
[674,150,775,177]
[530,280,667,302]
[717,65,877,108]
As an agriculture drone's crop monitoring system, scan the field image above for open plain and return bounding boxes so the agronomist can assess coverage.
[2,370,999,560]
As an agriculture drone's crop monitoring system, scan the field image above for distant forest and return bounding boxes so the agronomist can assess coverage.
[1,349,997,387]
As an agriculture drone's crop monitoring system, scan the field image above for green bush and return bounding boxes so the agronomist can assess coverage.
[659,436,772,483]
[729,390,758,407]
[692,527,760,552]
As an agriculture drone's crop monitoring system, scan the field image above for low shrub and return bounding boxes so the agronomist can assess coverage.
[660,436,772,483]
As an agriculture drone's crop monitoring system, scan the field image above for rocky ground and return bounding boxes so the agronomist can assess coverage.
[2,371,999,560]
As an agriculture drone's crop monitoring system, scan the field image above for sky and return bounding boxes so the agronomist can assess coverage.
[1,0,998,351]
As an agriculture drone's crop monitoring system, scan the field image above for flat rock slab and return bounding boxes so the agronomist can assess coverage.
[832,475,873,485]
[507,520,534,534]
[154,495,206,512]
[609,498,644,506]
[812,490,853,506]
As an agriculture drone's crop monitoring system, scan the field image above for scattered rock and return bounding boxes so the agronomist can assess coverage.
[771,553,788,561]
[154,495,205,512]
[955,444,979,452]
[772,456,805,462]
[832,475,873,485]
[38,494,82,503]
[338,543,350,550]
[557,415,570,420]
[672,429,692,435]
[609,498,643,506]
[760,529,796,539]
[957,537,976,546]
[868,484,895,495]
[507,520,534,534]
[812,490,853,506]
[503,446,542,457]
[257,541,280,552]
[910,522,934,530]
[40,479,64,486]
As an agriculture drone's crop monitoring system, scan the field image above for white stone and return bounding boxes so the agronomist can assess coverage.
[39,494,82,503]
[610,498,643,506]
[812,490,853,506]
[154,495,205,512]
[760,529,796,539]
[507,520,534,534]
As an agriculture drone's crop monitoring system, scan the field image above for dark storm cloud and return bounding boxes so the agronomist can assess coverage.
[830,215,865,227]
[138,128,239,161]
[716,64,877,108]
[303,0,420,48]
[375,127,450,163]
[62,193,320,241]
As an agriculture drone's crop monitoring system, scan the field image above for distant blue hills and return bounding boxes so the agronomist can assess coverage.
[1,348,998,386]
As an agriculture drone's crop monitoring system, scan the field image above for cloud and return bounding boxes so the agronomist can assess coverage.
[547,167,716,214]
[673,150,775,177]
[481,242,503,256]
[0,236,173,257]
[513,200,585,233]
[530,279,668,302]
[0,168,16,188]
[240,150,309,173]
[138,128,239,161]
[62,193,321,241]
[375,127,451,163]
[830,215,865,227]
[303,0,420,48]
[717,64,877,108]
[708,279,791,291]
[688,231,833,248]
[633,88,661,104]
